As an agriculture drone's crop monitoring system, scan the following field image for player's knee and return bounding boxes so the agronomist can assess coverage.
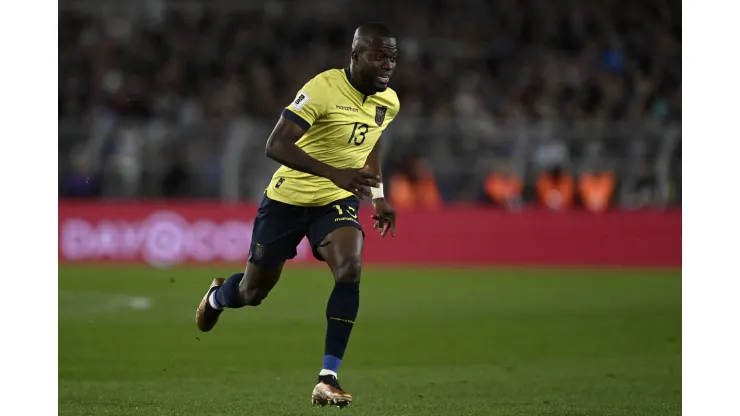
[333,257,362,284]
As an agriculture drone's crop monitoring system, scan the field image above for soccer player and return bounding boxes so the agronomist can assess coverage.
[195,23,399,408]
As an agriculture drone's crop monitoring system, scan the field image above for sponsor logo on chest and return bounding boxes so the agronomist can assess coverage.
[336,105,359,112]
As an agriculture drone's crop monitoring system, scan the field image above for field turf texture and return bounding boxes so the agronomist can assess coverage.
[59,266,681,416]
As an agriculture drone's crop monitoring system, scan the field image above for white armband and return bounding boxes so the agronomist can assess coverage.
[371,183,385,199]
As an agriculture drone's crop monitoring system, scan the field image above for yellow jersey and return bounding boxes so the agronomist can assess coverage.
[265,68,400,206]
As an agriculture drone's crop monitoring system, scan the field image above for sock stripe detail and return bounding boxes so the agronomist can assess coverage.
[329,317,355,324]
[319,369,338,378]
[208,289,223,310]
[322,355,342,373]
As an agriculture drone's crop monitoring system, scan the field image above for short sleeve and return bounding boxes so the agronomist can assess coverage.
[386,91,401,123]
[282,75,329,131]
[391,100,400,120]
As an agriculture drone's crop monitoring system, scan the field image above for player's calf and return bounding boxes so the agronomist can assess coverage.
[238,284,270,306]
[212,263,281,308]
[320,256,362,380]
[211,272,249,309]
[195,272,253,332]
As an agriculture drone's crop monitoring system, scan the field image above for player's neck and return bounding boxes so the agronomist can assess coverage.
[346,66,375,96]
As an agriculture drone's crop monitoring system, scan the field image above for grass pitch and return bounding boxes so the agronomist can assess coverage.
[59,266,681,415]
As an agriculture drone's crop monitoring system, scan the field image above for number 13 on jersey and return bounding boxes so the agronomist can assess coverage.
[347,123,368,146]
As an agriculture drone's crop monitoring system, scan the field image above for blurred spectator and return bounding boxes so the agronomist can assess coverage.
[484,163,523,211]
[536,165,575,211]
[624,157,660,209]
[162,149,192,198]
[57,0,681,205]
[63,144,101,198]
[578,168,616,213]
[58,0,681,125]
[388,157,442,210]
[532,136,569,173]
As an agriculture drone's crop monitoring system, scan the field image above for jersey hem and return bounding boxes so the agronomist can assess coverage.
[265,188,355,207]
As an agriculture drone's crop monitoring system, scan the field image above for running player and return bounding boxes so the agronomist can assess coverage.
[195,22,399,408]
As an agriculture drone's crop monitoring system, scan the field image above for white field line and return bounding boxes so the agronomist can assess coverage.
[59,291,153,315]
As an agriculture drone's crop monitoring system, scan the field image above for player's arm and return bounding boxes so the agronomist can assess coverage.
[366,137,397,238]
[365,137,383,193]
[264,116,339,181]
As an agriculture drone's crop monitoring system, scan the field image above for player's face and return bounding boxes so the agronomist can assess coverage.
[359,38,397,92]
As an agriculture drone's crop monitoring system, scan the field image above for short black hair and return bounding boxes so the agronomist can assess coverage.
[352,22,395,53]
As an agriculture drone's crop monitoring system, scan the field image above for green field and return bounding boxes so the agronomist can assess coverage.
[59,266,681,416]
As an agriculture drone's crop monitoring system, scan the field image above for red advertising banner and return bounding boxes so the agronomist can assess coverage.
[58,201,681,267]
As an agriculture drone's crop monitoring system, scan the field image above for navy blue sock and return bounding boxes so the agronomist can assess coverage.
[323,282,360,373]
[213,273,247,309]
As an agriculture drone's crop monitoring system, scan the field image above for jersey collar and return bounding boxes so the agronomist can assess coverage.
[344,67,374,102]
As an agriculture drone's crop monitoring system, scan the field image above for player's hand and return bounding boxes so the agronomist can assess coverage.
[371,198,396,238]
[329,167,381,199]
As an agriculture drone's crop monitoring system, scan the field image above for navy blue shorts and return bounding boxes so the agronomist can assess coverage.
[248,194,364,266]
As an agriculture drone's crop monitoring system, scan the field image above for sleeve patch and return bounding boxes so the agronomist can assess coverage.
[291,91,311,111]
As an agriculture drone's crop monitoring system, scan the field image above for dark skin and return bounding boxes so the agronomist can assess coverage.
[350,26,398,238]
[365,135,396,238]
[236,26,398,303]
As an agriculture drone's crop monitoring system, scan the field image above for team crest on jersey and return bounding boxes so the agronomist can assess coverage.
[375,106,388,126]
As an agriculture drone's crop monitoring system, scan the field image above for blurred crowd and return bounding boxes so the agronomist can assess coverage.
[58,0,681,210]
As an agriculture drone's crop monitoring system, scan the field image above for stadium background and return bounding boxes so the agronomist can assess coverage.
[58,0,681,415]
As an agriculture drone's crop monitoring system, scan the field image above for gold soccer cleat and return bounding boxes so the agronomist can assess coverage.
[195,278,225,332]
[311,376,353,408]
